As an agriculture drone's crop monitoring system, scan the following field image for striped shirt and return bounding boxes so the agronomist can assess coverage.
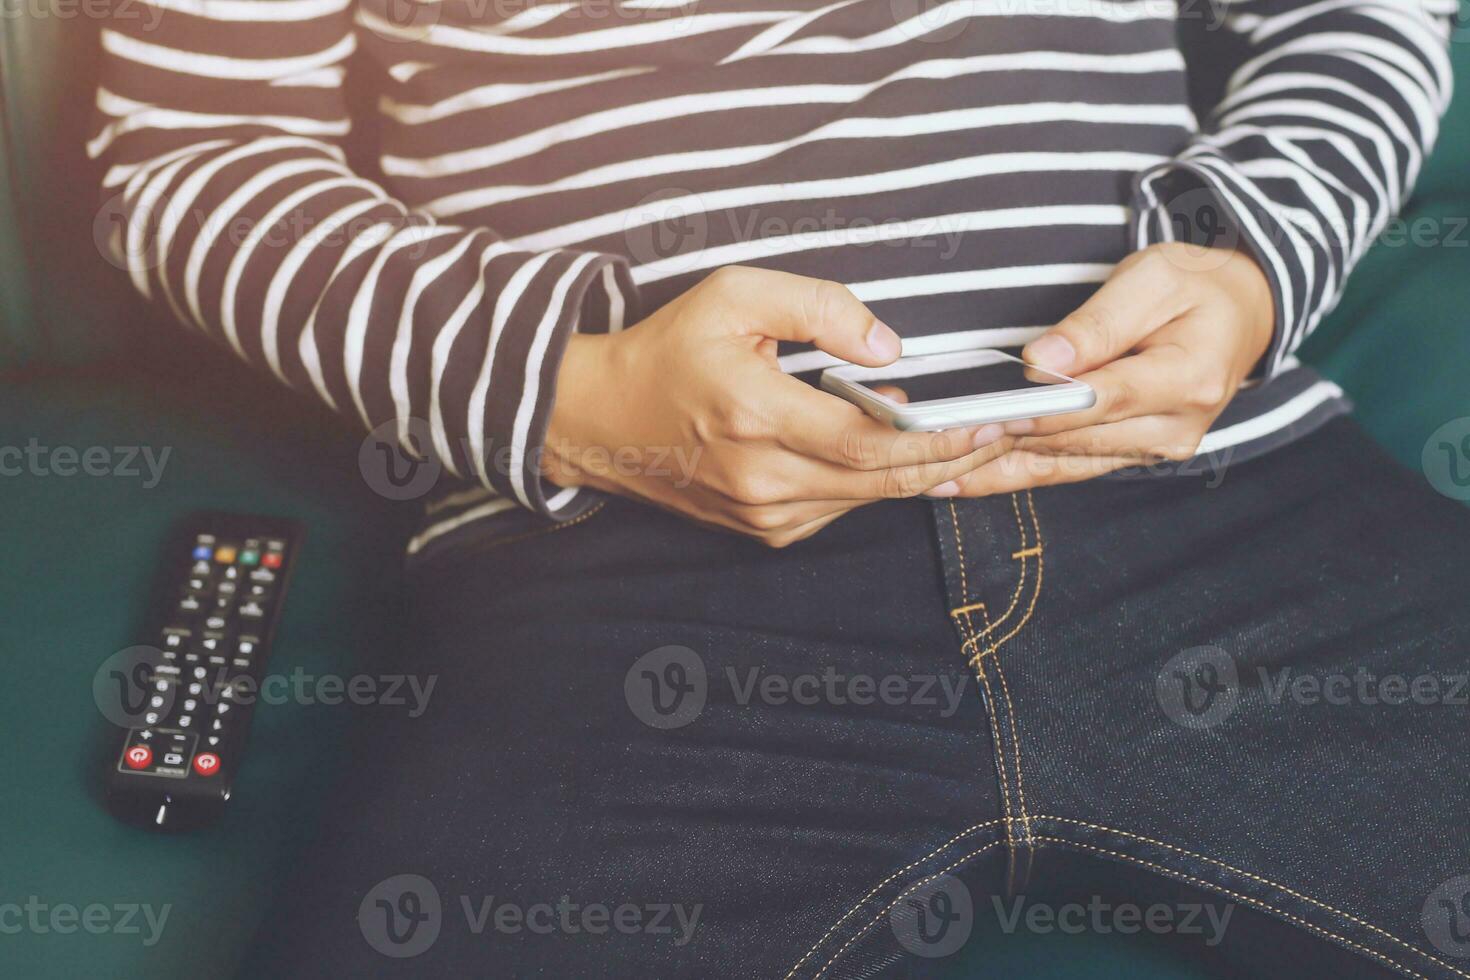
[90,0,1455,558]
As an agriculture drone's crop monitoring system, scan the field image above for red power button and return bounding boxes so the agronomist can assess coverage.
[193,752,221,777]
[124,745,152,769]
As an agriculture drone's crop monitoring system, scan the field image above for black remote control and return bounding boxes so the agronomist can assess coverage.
[103,513,303,831]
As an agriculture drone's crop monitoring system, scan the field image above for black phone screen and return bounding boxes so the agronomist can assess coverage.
[858,356,1069,403]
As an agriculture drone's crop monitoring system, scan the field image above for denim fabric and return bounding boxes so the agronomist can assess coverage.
[243,417,1470,979]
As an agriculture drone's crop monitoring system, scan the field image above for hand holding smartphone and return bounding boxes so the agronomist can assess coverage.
[820,348,1094,432]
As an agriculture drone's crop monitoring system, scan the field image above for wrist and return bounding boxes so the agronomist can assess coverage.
[543,332,615,488]
[1225,250,1277,369]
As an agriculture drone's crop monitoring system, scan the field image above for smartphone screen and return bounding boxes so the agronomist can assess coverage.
[856,354,1071,403]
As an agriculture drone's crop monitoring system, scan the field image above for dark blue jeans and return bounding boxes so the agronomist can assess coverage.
[245,418,1470,978]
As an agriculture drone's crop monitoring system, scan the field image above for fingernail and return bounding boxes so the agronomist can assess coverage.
[1024,334,1075,372]
[1003,418,1035,435]
[926,480,962,497]
[866,320,901,361]
[971,423,1004,449]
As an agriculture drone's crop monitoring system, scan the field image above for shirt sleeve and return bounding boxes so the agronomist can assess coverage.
[89,0,639,519]
[1132,0,1456,378]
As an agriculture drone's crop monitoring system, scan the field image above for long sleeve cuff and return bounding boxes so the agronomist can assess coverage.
[477,251,639,520]
[1130,155,1303,382]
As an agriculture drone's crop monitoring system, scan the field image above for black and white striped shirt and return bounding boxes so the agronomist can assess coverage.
[91,0,1455,555]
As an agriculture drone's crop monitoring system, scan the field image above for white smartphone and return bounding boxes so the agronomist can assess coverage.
[820,348,1094,431]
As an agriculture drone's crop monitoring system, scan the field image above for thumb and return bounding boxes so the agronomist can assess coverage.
[721,267,901,366]
[1022,254,1178,375]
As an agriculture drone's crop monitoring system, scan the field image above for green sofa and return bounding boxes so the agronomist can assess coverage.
[2,11,1465,978]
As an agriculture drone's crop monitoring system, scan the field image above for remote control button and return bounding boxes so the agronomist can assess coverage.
[163,631,188,648]
[261,552,283,569]
[204,614,229,631]
[239,601,266,620]
[154,665,180,676]
[207,736,221,747]
[217,580,238,596]
[178,715,193,727]
[137,730,154,741]
[187,576,208,593]
[144,711,160,725]
[178,596,202,614]
[162,649,179,662]
[217,702,231,715]
[240,549,260,566]
[192,545,213,560]
[223,566,239,581]
[215,546,237,564]
[124,745,153,769]
[188,682,203,696]
[210,719,225,732]
[193,667,207,680]
[184,652,201,664]
[191,560,212,576]
[183,699,197,712]
[193,752,221,776]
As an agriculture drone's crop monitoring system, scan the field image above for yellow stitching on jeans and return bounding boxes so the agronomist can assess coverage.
[1034,815,1470,979]
[1028,836,1432,980]
[974,493,1041,866]
[970,602,1016,864]
[781,820,1005,980]
[812,840,1006,979]
[947,504,1017,879]
[963,491,1044,660]
[1010,546,1042,559]
[947,500,972,608]
[990,657,1032,846]
[949,493,1028,624]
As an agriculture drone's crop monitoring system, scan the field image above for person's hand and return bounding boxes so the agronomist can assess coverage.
[943,243,1275,494]
[542,266,1011,546]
